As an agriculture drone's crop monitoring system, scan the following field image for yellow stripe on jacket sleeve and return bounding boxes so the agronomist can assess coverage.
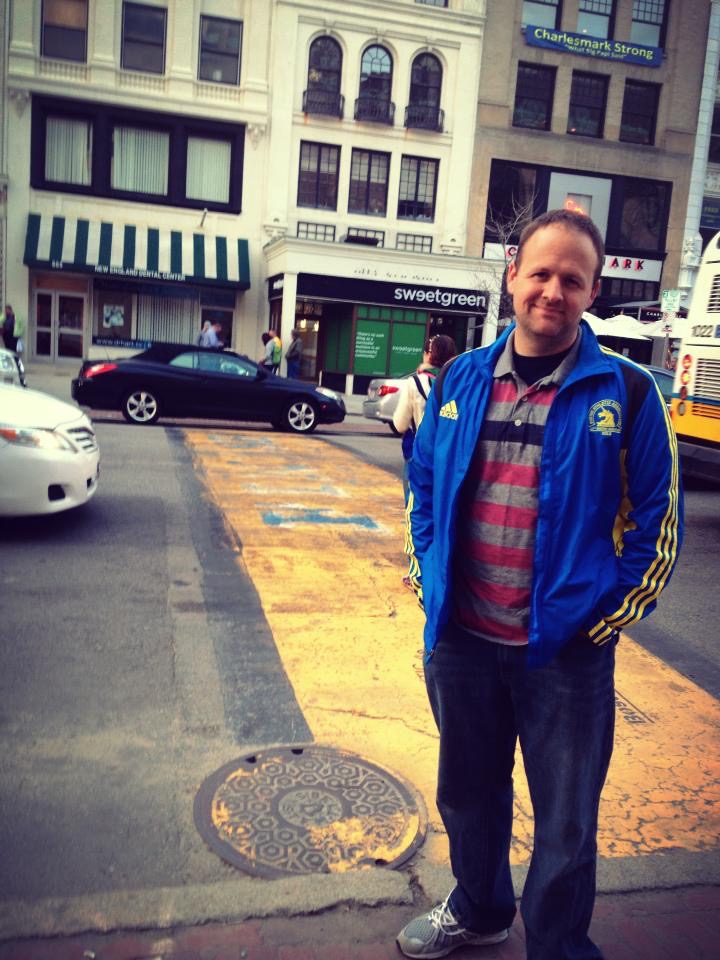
[403,490,424,600]
[588,382,681,640]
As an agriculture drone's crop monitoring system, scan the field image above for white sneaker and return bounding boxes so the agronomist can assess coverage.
[396,896,509,958]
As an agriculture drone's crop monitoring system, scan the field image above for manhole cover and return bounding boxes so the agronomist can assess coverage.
[194,744,426,877]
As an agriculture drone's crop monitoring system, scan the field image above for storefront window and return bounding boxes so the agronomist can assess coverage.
[567,71,609,138]
[198,15,242,85]
[122,1,166,74]
[353,305,428,378]
[513,63,556,131]
[348,149,390,215]
[305,36,343,118]
[630,0,667,48]
[45,116,92,185]
[186,137,231,203]
[619,80,660,146]
[577,0,614,38]
[201,307,234,347]
[484,161,538,244]
[617,178,669,251]
[42,0,88,62]
[137,292,198,343]
[297,141,340,209]
[710,104,720,164]
[112,125,169,195]
[398,156,438,221]
[521,0,561,29]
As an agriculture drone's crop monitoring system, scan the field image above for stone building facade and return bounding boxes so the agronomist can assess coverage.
[469,0,709,319]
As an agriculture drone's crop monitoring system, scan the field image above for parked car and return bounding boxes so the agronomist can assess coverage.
[362,374,410,434]
[362,364,674,433]
[0,385,100,516]
[643,364,674,408]
[0,347,26,387]
[71,343,345,433]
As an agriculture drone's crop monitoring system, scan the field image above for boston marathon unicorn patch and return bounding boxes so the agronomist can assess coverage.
[589,399,622,437]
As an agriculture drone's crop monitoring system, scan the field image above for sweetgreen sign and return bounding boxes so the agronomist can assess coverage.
[389,323,426,377]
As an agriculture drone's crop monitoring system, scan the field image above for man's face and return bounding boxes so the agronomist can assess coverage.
[506,224,600,356]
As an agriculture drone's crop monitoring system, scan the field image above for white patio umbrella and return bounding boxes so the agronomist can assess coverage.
[582,312,650,340]
[637,318,675,337]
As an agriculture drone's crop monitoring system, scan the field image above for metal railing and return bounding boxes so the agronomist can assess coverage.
[404,103,444,132]
[302,89,344,119]
[354,97,395,124]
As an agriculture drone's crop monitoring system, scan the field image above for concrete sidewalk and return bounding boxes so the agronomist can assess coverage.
[1,886,718,959]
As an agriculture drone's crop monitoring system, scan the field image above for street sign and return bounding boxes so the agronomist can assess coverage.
[661,289,681,314]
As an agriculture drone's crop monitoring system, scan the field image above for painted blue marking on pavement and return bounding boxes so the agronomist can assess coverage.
[262,508,378,529]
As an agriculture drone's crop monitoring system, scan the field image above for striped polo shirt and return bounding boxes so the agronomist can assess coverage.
[451,331,582,645]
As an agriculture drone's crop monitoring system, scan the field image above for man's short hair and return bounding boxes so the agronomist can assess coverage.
[515,209,605,282]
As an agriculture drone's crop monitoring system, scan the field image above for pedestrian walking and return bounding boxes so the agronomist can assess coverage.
[285,329,303,379]
[393,334,457,503]
[397,208,683,960]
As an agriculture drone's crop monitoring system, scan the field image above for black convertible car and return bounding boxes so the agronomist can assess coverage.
[71,343,345,433]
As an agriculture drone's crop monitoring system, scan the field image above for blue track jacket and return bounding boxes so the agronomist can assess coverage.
[405,321,683,668]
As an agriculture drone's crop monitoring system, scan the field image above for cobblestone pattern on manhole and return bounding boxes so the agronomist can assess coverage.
[194,745,426,877]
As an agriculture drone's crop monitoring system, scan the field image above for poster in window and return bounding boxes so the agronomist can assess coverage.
[353,319,389,376]
[103,305,125,328]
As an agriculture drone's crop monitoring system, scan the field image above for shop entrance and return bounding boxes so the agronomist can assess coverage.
[34,290,86,360]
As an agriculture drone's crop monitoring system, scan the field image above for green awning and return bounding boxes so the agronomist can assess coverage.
[23,213,250,290]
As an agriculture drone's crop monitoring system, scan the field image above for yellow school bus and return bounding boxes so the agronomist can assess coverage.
[671,237,720,482]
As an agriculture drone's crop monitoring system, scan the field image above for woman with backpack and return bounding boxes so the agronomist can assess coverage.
[393,334,458,503]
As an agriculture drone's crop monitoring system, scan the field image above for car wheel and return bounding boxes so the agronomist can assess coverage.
[283,399,318,433]
[122,388,161,425]
[388,422,401,437]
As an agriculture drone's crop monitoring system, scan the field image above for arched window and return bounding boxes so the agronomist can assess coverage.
[355,45,394,124]
[304,36,343,118]
[406,54,443,131]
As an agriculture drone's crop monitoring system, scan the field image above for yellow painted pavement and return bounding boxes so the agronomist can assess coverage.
[185,427,720,866]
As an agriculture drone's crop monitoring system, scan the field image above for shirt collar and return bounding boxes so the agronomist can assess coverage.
[493,328,583,386]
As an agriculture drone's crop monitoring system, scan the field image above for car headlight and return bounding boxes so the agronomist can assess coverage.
[316,387,342,402]
[0,426,76,451]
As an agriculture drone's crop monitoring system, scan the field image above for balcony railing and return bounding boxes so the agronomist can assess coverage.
[354,96,395,125]
[302,89,344,119]
[404,103,444,132]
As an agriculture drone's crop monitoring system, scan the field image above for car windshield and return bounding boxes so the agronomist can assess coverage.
[198,353,256,376]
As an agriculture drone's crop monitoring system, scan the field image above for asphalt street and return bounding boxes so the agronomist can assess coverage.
[1,364,718,951]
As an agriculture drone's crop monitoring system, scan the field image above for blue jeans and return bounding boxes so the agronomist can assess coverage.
[286,359,300,379]
[424,622,616,960]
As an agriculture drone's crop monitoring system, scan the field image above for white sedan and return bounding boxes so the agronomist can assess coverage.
[0,385,100,516]
[0,347,25,387]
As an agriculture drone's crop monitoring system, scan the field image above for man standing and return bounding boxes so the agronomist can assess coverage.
[200,322,223,349]
[2,305,17,351]
[285,328,303,379]
[269,329,282,374]
[397,209,682,960]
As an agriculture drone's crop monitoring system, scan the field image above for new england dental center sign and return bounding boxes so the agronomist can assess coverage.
[525,25,662,67]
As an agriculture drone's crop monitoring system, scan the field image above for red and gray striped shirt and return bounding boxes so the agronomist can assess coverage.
[451,331,581,645]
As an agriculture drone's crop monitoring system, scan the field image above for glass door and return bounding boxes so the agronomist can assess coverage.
[35,292,53,357]
[33,291,86,360]
[57,295,85,358]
